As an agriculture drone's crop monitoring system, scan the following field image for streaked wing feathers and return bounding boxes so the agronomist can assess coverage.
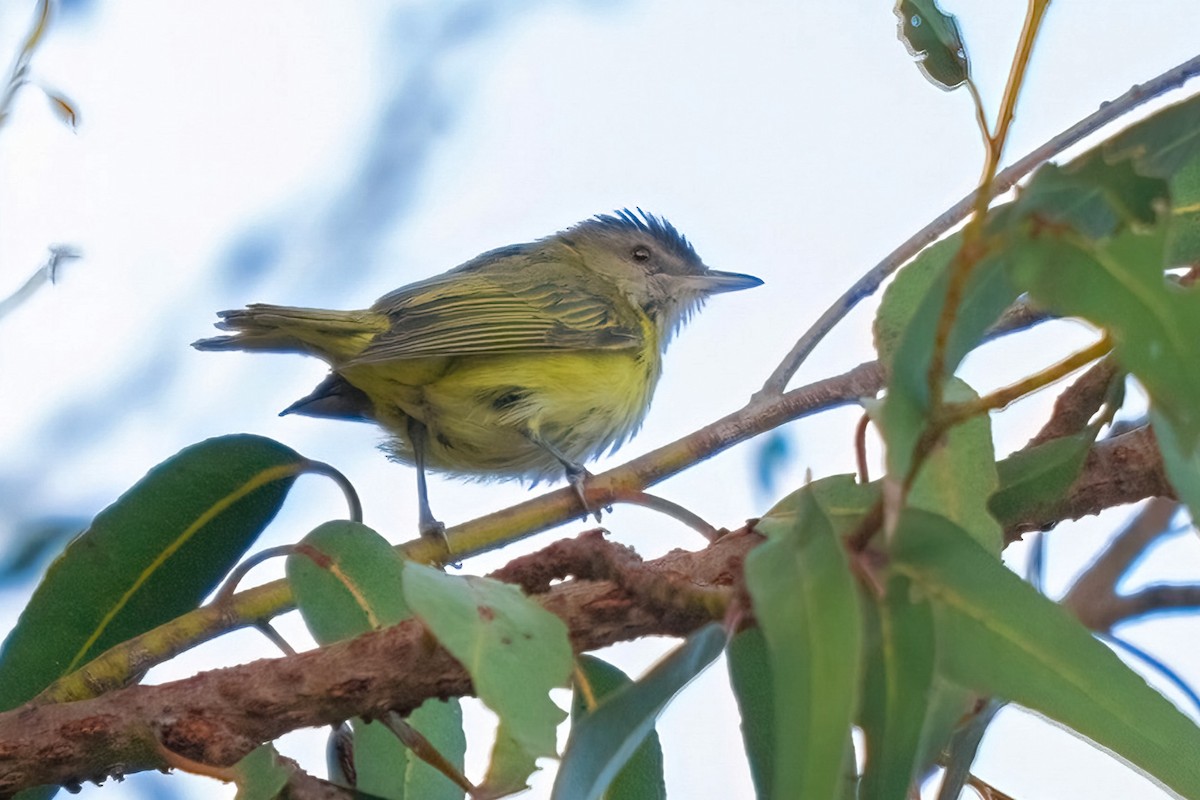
[352,262,642,363]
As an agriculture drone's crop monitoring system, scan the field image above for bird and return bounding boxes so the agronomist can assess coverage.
[194,209,762,540]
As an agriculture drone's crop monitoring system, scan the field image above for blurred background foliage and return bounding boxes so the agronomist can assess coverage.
[2,1,1200,797]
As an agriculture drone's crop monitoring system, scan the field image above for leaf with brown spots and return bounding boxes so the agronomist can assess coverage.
[403,562,573,796]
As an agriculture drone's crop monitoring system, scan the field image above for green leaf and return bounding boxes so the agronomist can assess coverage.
[734,474,879,800]
[1003,215,1200,538]
[1104,93,1200,179]
[746,480,864,800]
[727,627,774,798]
[907,379,1001,553]
[232,744,290,800]
[1166,152,1200,265]
[874,236,960,366]
[988,431,1095,527]
[806,474,880,536]
[350,720,409,799]
[1014,159,1167,239]
[759,474,877,540]
[893,509,1200,798]
[1009,225,1200,448]
[570,655,667,800]
[0,435,303,710]
[402,563,571,796]
[893,0,969,90]
[859,576,937,800]
[288,523,464,800]
[936,700,1002,800]
[346,720,429,800]
[879,246,1019,479]
[287,520,411,644]
[12,788,55,800]
[402,700,468,800]
[552,625,725,800]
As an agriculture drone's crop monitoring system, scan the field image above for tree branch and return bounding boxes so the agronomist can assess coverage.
[0,423,1180,795]
[758,54,1200,397]
[1061,497,1188,631]
[1099,584,1200,629]
[40,359,886,707]
[1026,357,1119,447]
[1003,426,1174,543]
[0,531,747,795]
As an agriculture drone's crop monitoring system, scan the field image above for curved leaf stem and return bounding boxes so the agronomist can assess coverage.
[212,545,295,605]
[38,361,884,704]
[927,0,1051,412]
[301,459,363,523]
[942,334,1112,425]
[620,491,722,542]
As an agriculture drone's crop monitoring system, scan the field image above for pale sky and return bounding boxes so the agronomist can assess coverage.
[2,2,1199,798]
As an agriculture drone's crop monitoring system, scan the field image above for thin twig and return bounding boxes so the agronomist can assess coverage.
[1060,497,1179,631]
[1102,635,1200,716]
[966,774,1017,800]
[621,490,722,541]
[756,53,1200,398]
[302,460,363,523]
[1104,584,1200,628]
[926,0,1050,412]
[255,621,297,657]
[380,711,477,796]
[212,545,295,605]
[0,436,1182,795]
[902,331,1103,493]
[0,0,51,130]
[854,413,871,483]
[986,0,1052,183]
[1027,358,1120,447]
[0,245,81,321]
[940,334,1111,425]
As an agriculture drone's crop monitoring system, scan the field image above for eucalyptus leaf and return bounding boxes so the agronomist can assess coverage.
[555,640,720,800]
[288,522,463,800]
[907,379,1001,553]
[728,627,774,798]
[988,431,1095,527]
[747,479,864,799]
[232,744,290,800]
[858,576,937,800]
[0,435,303,710]
[403,563,571,796]
[893,509,1200,799]
[894,0,969,90]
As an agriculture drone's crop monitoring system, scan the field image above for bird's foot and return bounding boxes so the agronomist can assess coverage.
[419,516,460,568]
[564,463,603,524]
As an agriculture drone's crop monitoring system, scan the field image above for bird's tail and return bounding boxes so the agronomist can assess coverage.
[192,304,386,362]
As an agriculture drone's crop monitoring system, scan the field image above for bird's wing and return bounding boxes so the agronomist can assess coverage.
[351,257,643,363]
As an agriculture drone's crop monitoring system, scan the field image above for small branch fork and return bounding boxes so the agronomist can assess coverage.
[0,425,1185,795]
[757,52,1200,399]
[1062,498,1200,632]
[37,51,1200,705]
[9,36,1200,800]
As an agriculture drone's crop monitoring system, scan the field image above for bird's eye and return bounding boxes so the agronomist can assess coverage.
[632,246,651,262]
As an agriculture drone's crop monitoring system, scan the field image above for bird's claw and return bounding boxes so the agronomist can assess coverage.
[565,465,602,523]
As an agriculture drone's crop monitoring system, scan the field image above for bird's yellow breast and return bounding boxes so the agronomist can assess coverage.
[341,337,662,480]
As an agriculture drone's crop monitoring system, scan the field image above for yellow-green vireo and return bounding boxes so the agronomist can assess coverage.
[195,209,762,538]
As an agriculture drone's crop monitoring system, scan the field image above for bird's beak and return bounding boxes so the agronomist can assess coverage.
[690,269,764,294]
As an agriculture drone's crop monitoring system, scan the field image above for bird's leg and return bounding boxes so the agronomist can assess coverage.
[407,418,448,543]
[526,431,601,523]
